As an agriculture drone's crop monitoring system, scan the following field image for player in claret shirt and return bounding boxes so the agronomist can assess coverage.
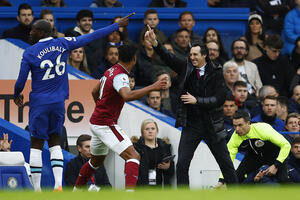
[73,43,167,191]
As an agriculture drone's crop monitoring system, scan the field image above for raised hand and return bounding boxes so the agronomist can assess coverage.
[145,25,158,47]
[1,133,12,152]
[117,12,135,27]
[14,94,24,107]
[152,76,167,91]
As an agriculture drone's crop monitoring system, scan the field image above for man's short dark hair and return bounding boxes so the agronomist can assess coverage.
[39,9,53,19]
[225,95,236,102]
[144,9,158,19]
[231,39,249,52]
[118,43,138,63]
[292,136,300,146]
[155,70,171,80]
[277,96,288,108]
[263,95,278,103]
[175,28,190,37]
[265,34,283,49]
[76,134,91,147]
[147,90,162,97]
[18,3,33,16]
[76,9,93,21]
[233,111,251,122]
[179,11,195,21]
[191,40,208,56]
[233,81,247,90]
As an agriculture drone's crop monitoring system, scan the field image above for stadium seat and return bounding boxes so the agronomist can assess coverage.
[0,152,33,190]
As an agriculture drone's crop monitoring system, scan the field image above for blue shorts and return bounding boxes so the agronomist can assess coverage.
[29,102,65,140]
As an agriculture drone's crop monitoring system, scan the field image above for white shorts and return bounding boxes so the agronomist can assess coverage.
[89,123,133,156]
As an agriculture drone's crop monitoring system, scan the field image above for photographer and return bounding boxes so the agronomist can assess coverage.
[132,119,175,187]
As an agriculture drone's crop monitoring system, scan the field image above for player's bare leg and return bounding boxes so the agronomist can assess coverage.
[120,145,140,190]
[48,134,64,191]
[30,137,44,191]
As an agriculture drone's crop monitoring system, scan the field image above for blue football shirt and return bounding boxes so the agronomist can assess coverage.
[14,23,118,107]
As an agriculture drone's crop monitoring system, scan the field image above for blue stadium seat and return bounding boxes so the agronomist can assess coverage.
[0,166,33,190]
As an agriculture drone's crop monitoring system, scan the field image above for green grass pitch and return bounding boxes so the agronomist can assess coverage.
[1,186,300,200]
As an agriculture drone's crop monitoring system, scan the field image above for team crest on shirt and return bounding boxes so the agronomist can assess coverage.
[254,140,264,147]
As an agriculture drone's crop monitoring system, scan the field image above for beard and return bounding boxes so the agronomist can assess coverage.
[233,54,245,62]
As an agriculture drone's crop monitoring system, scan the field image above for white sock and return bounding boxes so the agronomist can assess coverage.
[49,145,64,189]
[30,148,42,191]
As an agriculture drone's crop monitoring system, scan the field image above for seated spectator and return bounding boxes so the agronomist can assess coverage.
[276,96,289,122]
[250,85,279,117]
[241,14,266,61]
[251,96,285,131]
[170,28,190,61]
[288,85,300,114]
[253,34,295,97]
[91,46,119,79]
[256,0,294,35]
[132,119,175,187]
[129,72,135,90]
[41,0,66,7]
[288,136,300,183]
[139,9,167,45]
[231,39,262,96]
[1,3,33,44]
[223,95,238,142]
[64,134,111,188]
[90,0,123,8]
[203,27,228,62]
[39,9,64,38]
[284,113,300,144]
[149,0,187,8]
[68,47,90,75]
[291,37,300,71]
[155,71,178,115]
[282,0,300,55]
[206,40,225,66]
[0,0,11,6]
[146,91,176,118]
[169,11,202,44]
[223,61,239,94]
[65,10,102,72]
[232,81,257,113]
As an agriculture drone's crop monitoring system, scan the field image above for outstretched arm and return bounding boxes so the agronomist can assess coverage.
[119,77,167,101]
[145,25,185,74]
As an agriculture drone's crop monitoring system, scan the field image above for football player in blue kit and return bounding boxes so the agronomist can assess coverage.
[13,13,134,191]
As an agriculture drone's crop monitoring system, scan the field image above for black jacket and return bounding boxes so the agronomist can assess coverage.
[253,53,294,97]
[153,42,227,141]
[64,154,111,187]
[1,23,31,44]
[133,137,175,186]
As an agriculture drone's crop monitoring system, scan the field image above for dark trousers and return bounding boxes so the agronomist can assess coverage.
[236,153,289,183]
[176,122,238,186]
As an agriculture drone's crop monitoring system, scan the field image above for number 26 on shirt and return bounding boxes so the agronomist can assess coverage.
[40,54,66,80]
